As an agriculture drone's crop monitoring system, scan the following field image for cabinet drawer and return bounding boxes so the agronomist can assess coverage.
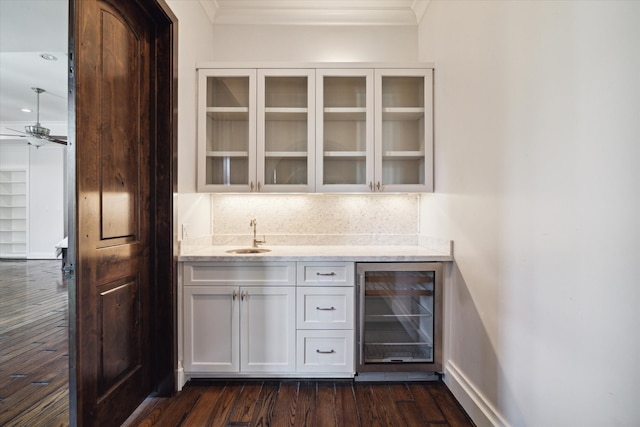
[184,262,296,286]
[297,287,354,330]
[296,262,354,286]
[296,330,354,373]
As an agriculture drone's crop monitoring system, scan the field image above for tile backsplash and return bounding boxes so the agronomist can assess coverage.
[210,193,420,246]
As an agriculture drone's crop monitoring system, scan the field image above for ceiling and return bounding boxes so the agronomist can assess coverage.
[0,0,429,140]
[0,1,68,139]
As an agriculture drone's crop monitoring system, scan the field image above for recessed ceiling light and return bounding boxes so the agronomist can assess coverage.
[21,108,32,113]
[40,53,57,61]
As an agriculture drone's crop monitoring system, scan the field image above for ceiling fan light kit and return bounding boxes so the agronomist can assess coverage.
[0,87,67,147]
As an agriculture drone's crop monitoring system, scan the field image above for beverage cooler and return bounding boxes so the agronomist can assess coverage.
[356,262,443,378]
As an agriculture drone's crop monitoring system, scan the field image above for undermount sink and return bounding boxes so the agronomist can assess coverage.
[226,248,271,254]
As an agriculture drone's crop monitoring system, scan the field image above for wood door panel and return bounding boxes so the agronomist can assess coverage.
[100,8,142,241]
[98,277,140,392]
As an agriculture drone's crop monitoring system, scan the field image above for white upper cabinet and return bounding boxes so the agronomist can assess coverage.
[197,64,433,193]
[375,69,433,192]
[315,69,375,193]
[257,69,315,192]
[198,69,257,192]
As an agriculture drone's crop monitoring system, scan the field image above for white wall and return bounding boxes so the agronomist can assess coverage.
[166,0,217,237]
[166,1,420,242]
[0,142,64,259]
[209,24,417,63]
[419,1,640,425]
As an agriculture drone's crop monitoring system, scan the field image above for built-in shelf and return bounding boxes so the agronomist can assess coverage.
[0,169,28,258]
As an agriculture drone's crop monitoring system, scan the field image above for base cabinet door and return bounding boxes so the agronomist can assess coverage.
[183,286,239,373]
[241,286,296,373]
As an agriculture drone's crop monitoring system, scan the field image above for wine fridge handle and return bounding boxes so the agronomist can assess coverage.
[358,273,365,366]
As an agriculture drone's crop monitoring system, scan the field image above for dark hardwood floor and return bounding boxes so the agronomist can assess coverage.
[1,260,473,427]
[123,380,474,427]
[0,259,69,427]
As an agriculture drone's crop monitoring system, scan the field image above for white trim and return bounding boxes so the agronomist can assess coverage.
[411,0,432,25]
[198,0,219,24]
[27,252,58,260]
[444,361,510,427]
[197,62,434,70]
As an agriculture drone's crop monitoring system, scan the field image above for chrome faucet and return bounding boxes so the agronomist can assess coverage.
[250,218,267,248]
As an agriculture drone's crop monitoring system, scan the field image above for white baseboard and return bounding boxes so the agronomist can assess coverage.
[444,361,510,427]
[27,252,59,260]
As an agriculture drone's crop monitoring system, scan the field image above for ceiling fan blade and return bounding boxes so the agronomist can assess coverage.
[50,135,67,141]
[47,137,68,145]
[6,127,27,135]
[0,133,27,138]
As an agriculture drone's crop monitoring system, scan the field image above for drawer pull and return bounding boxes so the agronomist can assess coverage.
[316,349,336,354]
[316,306,336,311]
[316,272,336,276]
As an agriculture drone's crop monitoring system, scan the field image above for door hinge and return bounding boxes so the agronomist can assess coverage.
[64,264,75,279]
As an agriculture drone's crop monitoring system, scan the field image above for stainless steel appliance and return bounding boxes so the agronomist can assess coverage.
[356,262,443,380]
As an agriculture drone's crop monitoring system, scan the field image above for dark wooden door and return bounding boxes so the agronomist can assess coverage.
[68,0,177,425]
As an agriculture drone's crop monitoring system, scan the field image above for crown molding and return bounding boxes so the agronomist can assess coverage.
[199,0,430,26]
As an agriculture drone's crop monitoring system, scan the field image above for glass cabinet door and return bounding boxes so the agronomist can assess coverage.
[257,69,315,192]
[362,269,435,363]
[197,69,256,192]
[316,69,374,192]
[374,69,433,192]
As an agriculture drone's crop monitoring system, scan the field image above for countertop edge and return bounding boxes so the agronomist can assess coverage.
[177,245,454,262]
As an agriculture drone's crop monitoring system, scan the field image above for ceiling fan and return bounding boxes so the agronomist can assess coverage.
[0,87,67,147]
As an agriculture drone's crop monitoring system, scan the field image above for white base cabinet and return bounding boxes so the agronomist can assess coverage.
[182,261,355,381]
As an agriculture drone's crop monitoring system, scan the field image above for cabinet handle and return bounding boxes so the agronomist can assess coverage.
[232,290,238,300]
[376,181,381,191]
[250,181,254,192]
[316,306,336,311]
[257,181,261,192]
[369,181,373,191]
[241,291,247,301]
[316,349,336,354]
[316,272,336,276]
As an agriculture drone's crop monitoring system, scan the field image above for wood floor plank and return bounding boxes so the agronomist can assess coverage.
[408,383,447,423]
[293,381,316,427]
[206,381,243,427]
[429,382,474,427]
[353,384,381,426]
[250,381,280,427]
[180,382,228,426]
[370,383,406,426]
[334,382,360,427]
[312,382,337,427]
[228,381,264,425]
[270,381,298,426]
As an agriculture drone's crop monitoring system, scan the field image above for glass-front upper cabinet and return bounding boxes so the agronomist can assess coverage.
[257,69,315,192]
[374,69,433,192]
[316,69,374,192]
[197,69,256,192]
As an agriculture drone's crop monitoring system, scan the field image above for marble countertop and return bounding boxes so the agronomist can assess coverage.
[178,245,453,262]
